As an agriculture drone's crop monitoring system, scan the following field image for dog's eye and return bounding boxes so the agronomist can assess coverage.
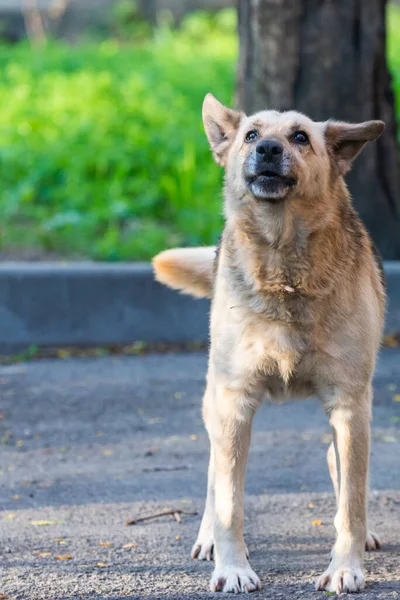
[293,131,309,144]
[245,130,259,143]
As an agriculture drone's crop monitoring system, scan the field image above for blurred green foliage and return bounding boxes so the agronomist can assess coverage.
[111,0,153,42]
[387,3,400,117]
[0,9,236,260]
[1,5,399,260]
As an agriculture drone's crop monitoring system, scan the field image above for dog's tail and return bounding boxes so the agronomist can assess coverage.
[152,246,215,299]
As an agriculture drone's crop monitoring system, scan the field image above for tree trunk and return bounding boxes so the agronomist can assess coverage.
[237,0,400,259]
[137,0,157,26]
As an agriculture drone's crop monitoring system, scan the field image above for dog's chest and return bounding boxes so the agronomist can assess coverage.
[218,311,311,391]
[211,262,317,395]
[228,254,313,325]
[253,321,306,383]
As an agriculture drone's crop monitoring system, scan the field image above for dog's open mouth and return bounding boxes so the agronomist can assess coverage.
[252,169,295,184]
[257,169,282,179]
[245,169,296,200]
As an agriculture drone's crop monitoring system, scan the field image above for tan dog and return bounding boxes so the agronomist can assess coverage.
[153,94,386,594]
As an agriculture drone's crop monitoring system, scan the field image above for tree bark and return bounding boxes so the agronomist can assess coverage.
[138,0,157,25]
[237,0,400,259]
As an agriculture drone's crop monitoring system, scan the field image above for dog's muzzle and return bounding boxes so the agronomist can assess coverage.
[244,138,296,201]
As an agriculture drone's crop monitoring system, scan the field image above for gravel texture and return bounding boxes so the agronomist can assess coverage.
[0,350,399,599]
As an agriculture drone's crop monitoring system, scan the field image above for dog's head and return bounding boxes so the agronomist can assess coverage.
[202,93,384,219]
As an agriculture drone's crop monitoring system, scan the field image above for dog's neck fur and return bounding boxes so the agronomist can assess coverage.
[222,177,366,321]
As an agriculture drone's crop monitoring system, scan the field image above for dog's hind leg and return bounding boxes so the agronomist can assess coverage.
[327,441,339,501]
[327,441,380,552]
[191,438,250,562]
[191,442,216,561]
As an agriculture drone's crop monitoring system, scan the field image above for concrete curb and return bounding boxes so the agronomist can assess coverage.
[0,261,399,352]
[0,262,209,352]
[384,262,400,334]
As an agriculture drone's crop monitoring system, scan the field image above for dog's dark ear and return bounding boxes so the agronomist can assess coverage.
[324,120,385,175]
[202,93,243,167]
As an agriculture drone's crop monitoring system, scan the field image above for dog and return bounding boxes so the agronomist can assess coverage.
[153,93,386,594]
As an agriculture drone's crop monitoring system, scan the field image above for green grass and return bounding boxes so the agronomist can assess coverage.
[0,10,236,260]
[0,5,400,261]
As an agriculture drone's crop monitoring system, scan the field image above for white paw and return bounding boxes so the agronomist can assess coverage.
[191,535,214,561]
[210,565,261,593]
[191,537,249,562]
[365,530,381,551]
[316,565,365,594]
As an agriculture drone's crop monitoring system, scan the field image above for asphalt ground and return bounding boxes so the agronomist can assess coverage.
[0,350,399,599]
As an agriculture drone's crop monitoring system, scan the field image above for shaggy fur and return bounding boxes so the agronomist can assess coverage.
[153,94,385,594]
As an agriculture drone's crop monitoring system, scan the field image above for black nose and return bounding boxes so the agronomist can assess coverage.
[256,139,283,160]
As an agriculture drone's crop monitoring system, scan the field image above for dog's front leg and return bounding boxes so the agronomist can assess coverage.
[327,441,380,551]
[317,388,371,594]
[192,401,250,563]
[206,384,261,594]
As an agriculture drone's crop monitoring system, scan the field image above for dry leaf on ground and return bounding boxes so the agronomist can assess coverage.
[384,335,399,348]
